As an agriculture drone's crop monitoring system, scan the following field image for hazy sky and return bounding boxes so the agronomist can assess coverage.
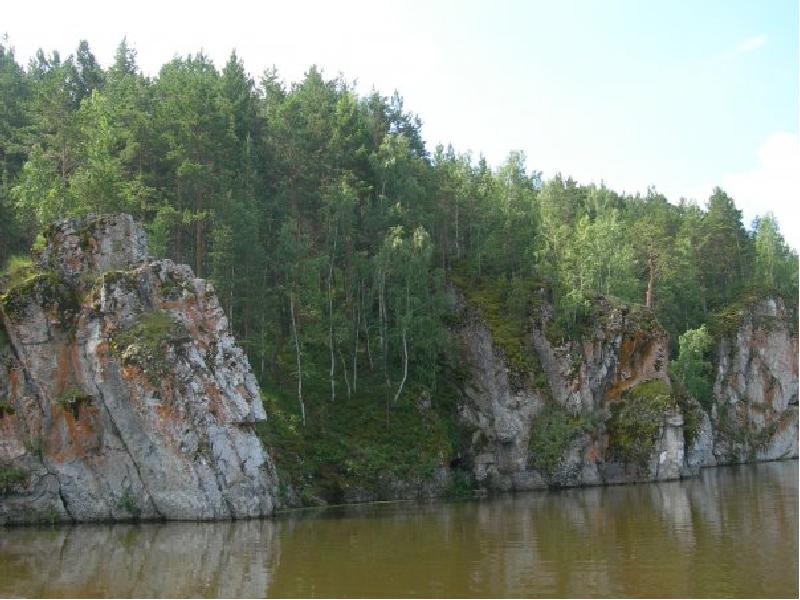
[4,0,799,247]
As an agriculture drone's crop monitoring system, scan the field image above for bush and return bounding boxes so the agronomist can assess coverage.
[529,403,593,477]
[607,380,671,466]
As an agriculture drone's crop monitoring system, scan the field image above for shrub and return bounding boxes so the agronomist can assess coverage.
[607,380,671,466]
[529,403,594,477]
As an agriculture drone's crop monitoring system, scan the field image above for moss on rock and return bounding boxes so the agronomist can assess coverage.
[0,461,27,494]
[1,270,79,331]
[529,403,596,478]
[450,271,550,389]
[110,310,187,383]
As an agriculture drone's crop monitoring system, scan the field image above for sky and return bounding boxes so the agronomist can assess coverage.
[3,0,799,247]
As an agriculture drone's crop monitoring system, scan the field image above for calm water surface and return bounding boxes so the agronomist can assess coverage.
[0,461,797,598]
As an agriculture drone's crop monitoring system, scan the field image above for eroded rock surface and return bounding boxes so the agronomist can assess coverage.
[1,214,277,524]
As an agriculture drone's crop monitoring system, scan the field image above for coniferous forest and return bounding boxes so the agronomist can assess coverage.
[1,39,797,497]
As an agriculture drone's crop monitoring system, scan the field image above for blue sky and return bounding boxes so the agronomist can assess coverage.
[4,0,799,246]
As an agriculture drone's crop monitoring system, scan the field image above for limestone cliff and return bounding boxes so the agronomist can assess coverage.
[0,215,277,524]
[687,297,798,466]
[455,292,683,492]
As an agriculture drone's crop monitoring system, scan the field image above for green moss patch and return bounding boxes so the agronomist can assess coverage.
[0,461,27,494]
[110,311,186,382]
[1,268,79,331]
[450,270,549,389]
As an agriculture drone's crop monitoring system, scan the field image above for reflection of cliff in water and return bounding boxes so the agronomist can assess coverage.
[0,462,796,598]
[0,520,281,598]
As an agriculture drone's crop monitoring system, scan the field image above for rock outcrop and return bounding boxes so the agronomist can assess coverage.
[456,293,684,491]
[0,214,277,524]
[687,298,798,465]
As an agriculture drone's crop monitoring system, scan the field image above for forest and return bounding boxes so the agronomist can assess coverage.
[1,39,797,498]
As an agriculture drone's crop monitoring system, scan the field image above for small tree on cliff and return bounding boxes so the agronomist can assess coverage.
[670,325,714,409]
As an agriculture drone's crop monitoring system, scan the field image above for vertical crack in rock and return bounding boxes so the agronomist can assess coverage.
[95,387,163,520]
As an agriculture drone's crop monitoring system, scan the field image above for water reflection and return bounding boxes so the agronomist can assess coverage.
[0,462,796,598]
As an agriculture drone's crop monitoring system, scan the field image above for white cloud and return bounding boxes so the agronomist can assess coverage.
[736,34,767,54]
[682,132,800,250]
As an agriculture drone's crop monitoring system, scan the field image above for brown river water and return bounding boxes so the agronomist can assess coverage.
[0,461,797,598]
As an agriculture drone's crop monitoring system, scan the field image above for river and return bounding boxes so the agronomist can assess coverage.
[0,461,796,598]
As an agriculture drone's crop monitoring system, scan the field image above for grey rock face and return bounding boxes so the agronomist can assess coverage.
[685,401,717,470]
[1,214,277,524]
[37,214,150,280]
[710,298,798,463]
[456,316,544,490]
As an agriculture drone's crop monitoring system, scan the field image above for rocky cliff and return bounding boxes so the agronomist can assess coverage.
[455,292,684,492]
[687,298,798,466]
[456,287,797,494]
[0,214,277,524]
[1,215,796,522]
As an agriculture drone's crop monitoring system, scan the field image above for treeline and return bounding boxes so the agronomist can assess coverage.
[1,39,797,427]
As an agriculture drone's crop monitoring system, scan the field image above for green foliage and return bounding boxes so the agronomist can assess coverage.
[669,325,714,410]
[445,469,474,499]
[0,396,14,417]
[451,270,548,387]
[529,403,595,477]
[0,460,27,493]
[0,320,10,353]
[607,380,672,466]
[256,378,454,504]
[1,255,34,288]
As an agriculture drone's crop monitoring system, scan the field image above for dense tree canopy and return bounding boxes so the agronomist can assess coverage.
[1,38,797,444]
